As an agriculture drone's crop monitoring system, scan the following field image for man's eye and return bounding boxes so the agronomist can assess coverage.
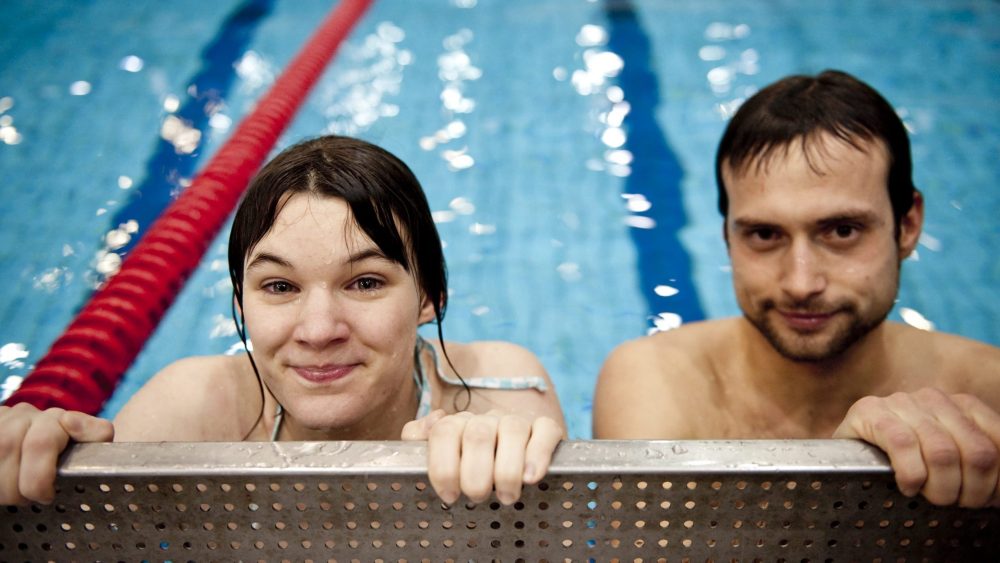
[751,228,778,241]
[833,224,857,238]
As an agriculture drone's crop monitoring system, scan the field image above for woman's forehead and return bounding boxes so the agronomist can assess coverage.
[250,192,416,268]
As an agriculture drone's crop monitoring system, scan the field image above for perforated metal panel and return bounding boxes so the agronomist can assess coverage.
[1,440,997,561]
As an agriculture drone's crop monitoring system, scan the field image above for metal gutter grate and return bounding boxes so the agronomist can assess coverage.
[1,440,997,561]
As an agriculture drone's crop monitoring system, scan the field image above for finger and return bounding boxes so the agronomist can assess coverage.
[834,396,928,497]
[426,413,470,505]
[60,411,114,443]
[492,416,531,505]
[943,394,1000,507]
[19,408,74,504]
[522,417,563,485]
[459,415,500,504]
[892,392,962,506]
[0,406,33,505]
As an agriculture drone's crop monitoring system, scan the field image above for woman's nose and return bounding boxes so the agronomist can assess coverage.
[292,290,350,347]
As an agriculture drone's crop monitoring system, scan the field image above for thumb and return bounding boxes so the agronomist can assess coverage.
[400,409,447,440]
[59,411,114,443]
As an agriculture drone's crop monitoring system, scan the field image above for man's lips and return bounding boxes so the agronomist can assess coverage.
[777,310,835,331]
[292,364,359,384]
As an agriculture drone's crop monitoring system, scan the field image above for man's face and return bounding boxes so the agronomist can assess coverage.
[723,134,922,362]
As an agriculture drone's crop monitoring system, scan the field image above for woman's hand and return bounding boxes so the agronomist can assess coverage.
[401,409,563,505]
[0,403,114,505]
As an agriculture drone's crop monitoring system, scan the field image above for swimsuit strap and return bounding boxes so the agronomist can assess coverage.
[417,335,548,391]
[414,337,434,419]
[271,403,284,441]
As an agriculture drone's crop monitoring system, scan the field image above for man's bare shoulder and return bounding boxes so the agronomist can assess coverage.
[594,319,738,439]
[602,319,738,383]
[113,354,252,441]
[889,323,1000,401]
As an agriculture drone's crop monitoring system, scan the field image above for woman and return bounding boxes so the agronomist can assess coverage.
[0,135,565,507]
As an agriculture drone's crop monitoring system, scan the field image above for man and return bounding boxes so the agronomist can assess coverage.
[594,70,1000,508]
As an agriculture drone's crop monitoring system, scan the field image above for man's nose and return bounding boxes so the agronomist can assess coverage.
[780,239,827,302]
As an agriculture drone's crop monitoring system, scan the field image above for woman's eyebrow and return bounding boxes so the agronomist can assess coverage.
[245,252,293,273]
[346,247,393,265]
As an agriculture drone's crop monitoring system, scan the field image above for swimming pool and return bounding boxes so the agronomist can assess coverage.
[1,0,997,439]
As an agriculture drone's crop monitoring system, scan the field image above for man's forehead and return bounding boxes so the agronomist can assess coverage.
[723,132,889,181]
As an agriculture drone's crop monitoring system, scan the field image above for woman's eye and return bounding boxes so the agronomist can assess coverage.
[354,277,384,292]
[264,280,295,294]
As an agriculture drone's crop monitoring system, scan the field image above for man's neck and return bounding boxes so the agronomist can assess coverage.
[733,317,897,437]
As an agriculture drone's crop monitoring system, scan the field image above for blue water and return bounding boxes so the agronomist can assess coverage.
[1,0,997,439]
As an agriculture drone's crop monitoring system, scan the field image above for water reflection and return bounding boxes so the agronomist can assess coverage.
[0,96,21,145]
[318,21,409,134]
[420,28,480,172]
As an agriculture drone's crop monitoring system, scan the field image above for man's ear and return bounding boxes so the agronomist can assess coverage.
[898,190,924,259]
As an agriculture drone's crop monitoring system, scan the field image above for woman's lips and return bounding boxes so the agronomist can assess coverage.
[292,364,358,384]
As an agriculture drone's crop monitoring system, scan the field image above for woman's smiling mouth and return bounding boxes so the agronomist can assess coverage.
[292,364,359,384]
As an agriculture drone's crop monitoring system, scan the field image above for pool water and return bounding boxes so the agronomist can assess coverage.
[1,0,997,438]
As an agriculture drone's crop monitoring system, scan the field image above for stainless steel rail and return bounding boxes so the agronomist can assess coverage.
[2,440,997,561]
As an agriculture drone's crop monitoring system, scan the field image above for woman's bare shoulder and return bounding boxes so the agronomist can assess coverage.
[444,340,547,378]
[113,354,254,441]
[430,339,564,427]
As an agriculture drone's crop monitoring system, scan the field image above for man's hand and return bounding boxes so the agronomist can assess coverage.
[401,409,563,506]
[833,388,1000,507]
[0,403,114,505]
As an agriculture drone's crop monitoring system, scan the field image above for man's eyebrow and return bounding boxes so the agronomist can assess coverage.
[731,217,777,230]
[816,210,881,226]
[731,210,882,230]
[245,252,293,272]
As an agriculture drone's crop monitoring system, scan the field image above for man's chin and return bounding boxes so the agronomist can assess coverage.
[751,317,850,363]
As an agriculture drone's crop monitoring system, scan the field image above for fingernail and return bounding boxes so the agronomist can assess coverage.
[497,492,513,506]
[522,463,535,482]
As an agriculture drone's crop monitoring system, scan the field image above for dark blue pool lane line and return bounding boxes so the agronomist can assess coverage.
[107,0,275,259]
[603,0,706,324]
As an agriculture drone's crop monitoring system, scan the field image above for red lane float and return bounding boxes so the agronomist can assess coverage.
[6,0,374,414]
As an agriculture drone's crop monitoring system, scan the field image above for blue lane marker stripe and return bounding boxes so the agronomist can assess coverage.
[604,1,706,326]
[107,0,275,259]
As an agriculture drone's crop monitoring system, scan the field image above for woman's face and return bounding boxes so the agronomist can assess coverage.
[240,193,435,436]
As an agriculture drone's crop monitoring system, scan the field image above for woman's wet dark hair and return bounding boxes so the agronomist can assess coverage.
[228,135,461,437]
[715,69,916,231]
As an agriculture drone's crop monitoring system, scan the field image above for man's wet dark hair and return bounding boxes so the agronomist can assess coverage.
[715,70,916,229]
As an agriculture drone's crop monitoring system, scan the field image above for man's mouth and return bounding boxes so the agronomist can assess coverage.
[776,310,835,332]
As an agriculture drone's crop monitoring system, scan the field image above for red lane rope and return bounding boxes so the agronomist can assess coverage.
[6,0,374,414]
